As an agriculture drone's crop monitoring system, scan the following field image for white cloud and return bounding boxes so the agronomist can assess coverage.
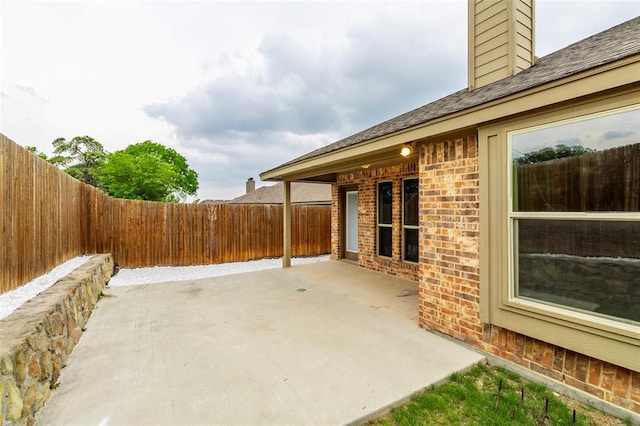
[1,0,638,200]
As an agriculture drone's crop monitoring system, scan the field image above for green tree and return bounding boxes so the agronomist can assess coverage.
[25,146,48,160]
[95,140,199,202]
[50,136,107,186]
[515,144,595,165]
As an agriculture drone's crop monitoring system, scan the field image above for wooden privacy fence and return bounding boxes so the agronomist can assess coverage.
[85,194,331,267]
[516,142,640,213]
[1,134,89,294]
[1,134,331,294]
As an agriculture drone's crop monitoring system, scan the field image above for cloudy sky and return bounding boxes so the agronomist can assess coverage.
[1,1,638,201]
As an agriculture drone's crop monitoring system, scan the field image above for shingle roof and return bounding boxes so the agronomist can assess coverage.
[269,16,640,171]
[228,182,332,204]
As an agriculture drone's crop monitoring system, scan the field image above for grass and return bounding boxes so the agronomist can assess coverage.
[367,363,633,426]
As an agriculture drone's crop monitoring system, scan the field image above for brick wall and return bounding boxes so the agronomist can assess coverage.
[418,135,481,346]
[416,134,639,415]
[333,162,419,282]
[328,134,639,414]
[481,324,640,413]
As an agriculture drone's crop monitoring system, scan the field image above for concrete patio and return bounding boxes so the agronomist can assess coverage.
[35,260,484,425]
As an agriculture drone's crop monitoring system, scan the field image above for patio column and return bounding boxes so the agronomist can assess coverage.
[283,180,292,268]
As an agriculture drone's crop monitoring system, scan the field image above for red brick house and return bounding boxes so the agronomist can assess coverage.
[261,1,640,416]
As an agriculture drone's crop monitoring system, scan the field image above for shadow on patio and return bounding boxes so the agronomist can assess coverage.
[35,260,484,425]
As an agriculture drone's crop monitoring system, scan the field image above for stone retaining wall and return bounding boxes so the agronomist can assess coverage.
[0,254,113,426]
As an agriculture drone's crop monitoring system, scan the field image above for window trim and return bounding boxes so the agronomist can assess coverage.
[507,104,640,332]
[480,92,640,373]
[377,180,393,259]
[402,177,419,264]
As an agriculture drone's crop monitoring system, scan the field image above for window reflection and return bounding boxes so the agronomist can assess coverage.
[510,106,640,325]
[512,107,640,213]
[378,181,393,257]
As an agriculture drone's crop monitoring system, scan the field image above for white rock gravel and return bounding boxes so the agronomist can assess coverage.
[108,255,329,287]
[0,255,94,320]
[0,254,329,320]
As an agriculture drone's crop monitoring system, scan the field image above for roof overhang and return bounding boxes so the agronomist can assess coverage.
[261,55,640,182]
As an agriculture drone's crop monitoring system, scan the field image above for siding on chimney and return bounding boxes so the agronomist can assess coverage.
[468,0,535,90]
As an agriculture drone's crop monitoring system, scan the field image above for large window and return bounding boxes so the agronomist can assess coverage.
[403,178,419,263]
[509,105,640,325]
[377,181,393,257]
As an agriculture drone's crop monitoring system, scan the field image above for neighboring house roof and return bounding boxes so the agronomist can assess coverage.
[264,16,640,174]
[228,182,331,204]
[200,199,228,204]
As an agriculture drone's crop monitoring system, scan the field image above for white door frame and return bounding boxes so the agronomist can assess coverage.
[345,190,358,257]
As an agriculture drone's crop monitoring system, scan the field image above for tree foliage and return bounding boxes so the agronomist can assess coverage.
[25,146,48,160]
[514,144,595,165]
[95,140,198,202]
[50,136,107,186]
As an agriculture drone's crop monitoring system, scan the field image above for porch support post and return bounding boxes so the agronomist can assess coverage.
[283,180,292,268]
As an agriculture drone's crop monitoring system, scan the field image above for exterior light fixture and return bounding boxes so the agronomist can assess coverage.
[400,143,412,157]
[361,164,371,169]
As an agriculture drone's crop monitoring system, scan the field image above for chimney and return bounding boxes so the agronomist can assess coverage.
[468,0,535,91]
[246,177,256,194]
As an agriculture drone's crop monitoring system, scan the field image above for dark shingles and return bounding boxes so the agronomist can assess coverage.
[267,16,640,172]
